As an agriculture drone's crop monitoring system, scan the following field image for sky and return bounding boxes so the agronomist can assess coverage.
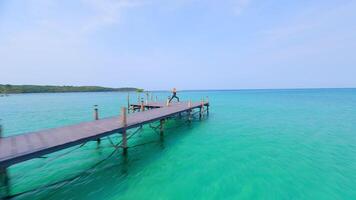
[0,0,355,90]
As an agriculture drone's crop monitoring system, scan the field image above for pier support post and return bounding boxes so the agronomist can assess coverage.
[188,110,192,122]
[121,107,128,155]
[0,120,3,138]
[206,96,209,115]
[0,122,8,198]
[160,119,165,137]
[188,100,192,122]
[199,99,204,120]
[0,167,10,199]
[127,93,130,114]
[94,105,101,144]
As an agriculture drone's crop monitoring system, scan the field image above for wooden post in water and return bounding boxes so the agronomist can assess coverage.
[160,119,165,137]
[0,120,8,197]
[0,119,9,198]
[202,97,205,114]
[206,96,209,115]
[0,167,10,199]
[121,107,128,155]
[188,100,192,122]
[0,119,3,138]
[199,98,204,120]
[156,96,158,102]
[94,105,101,144]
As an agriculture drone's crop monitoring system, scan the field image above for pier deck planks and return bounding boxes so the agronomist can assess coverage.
[0,101,208,168]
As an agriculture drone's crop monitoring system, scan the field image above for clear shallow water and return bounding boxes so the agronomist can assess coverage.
[1,89,356,199]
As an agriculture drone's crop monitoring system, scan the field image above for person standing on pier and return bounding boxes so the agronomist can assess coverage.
[169,88,180,103]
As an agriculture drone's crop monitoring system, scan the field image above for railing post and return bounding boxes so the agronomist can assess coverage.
[121,107,128,155]
[93,105,101,144]
[146,92,149,105]
[156,96,158,102]
[166,96,170,106]
[141,99,145,112]
[94,105,99,120]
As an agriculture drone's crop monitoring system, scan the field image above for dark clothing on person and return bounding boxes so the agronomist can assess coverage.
[169,92,180,102]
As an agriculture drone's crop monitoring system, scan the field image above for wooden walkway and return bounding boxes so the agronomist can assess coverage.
[0,101,208,169]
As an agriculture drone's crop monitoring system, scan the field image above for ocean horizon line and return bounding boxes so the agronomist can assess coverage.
[151,87,356,92]
[2,87,356,95]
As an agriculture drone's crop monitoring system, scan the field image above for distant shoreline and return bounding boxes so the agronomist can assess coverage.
[0,84,143,94]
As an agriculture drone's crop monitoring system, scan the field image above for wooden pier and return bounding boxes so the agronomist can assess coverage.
[0,99,209,198]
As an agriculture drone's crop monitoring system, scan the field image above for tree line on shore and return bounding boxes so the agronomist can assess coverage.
[0,84,143,94]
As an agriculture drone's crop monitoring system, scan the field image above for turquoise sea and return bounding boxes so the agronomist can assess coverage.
[1,89,356,199]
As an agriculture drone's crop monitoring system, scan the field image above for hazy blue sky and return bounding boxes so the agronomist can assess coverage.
[0,0,355,90]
